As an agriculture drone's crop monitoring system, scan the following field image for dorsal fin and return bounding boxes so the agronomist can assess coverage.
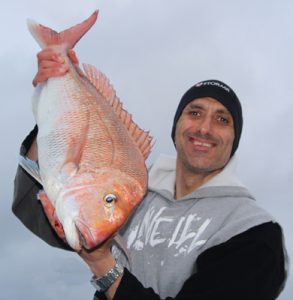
[82,63,152,160]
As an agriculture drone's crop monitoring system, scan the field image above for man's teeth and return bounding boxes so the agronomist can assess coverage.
[192,141,212,148]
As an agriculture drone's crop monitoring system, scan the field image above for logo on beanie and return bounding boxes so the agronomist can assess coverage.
[196,81,230,93]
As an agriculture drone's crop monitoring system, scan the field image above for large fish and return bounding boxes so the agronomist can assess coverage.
[20,11,152,251]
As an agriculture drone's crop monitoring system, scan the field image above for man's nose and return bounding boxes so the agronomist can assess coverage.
[197,116,213,136]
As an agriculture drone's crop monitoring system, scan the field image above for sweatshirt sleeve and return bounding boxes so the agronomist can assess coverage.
[99,222,286,300]
[12,127,72,251]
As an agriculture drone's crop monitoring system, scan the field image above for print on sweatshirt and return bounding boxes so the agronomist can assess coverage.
[126,205,212,257]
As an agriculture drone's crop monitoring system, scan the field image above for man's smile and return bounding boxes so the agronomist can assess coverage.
[187,136,216,151]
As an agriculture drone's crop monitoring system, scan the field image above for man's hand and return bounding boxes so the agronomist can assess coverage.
[32,48,79,86]
[79,239,123,299]
[79,238,115,276]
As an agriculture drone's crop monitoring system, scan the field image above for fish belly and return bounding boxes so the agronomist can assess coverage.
[35,73,91,203]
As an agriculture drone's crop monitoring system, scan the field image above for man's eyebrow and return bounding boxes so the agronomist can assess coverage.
[187,103,204,110]
[216,108,231,115]
[187,103,231,115]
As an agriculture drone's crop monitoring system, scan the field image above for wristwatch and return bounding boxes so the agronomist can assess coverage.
[90,261,124,292]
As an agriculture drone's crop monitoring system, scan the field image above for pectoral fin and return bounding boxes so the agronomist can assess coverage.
[38,190,66,241]
[18,155,42,184]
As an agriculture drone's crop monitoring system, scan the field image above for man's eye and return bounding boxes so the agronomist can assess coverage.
[217,116,229,124]
[190,111,200,117]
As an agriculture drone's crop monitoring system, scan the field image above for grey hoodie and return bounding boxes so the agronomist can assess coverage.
[116,154,275,299]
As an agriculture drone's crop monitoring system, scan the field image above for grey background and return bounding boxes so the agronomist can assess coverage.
[1,0,292,299]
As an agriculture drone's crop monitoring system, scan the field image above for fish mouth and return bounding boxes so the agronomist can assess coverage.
[75,219,106,250]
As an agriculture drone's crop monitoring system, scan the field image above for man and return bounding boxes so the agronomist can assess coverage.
[13,49,287,299]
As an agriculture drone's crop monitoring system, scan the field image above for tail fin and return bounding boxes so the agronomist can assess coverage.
[27,10,98,50]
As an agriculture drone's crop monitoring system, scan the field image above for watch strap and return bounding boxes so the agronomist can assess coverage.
[90,261,124,292]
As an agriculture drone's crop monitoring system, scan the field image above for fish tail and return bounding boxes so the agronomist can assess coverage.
[27,10,98,50]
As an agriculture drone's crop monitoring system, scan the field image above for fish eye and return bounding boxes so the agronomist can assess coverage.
[104,194,117,205]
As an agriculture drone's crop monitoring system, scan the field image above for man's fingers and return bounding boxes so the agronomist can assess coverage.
[32,66,69,86]
[38,59,67,70]
[32,48,76,86]
[36,48,64,64]
[68,49,79,65]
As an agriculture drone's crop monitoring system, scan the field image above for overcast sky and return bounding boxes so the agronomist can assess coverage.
[1,0,292,299]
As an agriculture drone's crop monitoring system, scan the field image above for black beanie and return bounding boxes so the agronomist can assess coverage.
[171,79,243,157]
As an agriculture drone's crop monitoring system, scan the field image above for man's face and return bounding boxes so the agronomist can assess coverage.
[175,97,235,174]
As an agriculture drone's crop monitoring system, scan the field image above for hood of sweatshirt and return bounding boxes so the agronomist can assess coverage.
[148,154,252,201]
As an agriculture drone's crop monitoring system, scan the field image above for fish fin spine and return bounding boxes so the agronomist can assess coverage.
[82,63,153,159]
